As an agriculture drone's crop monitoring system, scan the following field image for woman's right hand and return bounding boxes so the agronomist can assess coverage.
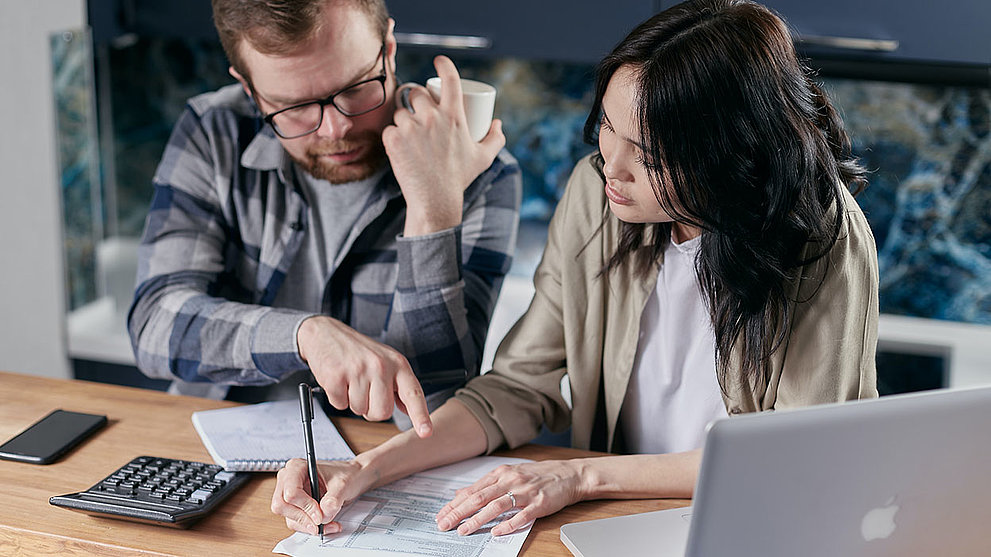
[271,457,370,535]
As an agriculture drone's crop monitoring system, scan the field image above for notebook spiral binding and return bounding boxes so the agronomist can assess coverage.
[230,459,287,472]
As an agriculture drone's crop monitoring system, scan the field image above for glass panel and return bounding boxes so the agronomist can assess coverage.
[51,28,102,311]
[93,36,991,326]
[106,37,233,236]
[826,80,991,325]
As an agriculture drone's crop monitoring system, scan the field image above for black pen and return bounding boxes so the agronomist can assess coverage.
[298,383,324,542]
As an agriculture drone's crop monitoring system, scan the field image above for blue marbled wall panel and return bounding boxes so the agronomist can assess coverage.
[826,80,991,324]
[63,37,990,324]
[51,30,100,310]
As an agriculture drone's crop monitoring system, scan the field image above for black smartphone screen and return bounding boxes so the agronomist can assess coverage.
[0,410,107,464]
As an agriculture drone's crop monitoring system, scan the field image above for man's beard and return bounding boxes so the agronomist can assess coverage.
[292,130,387,184]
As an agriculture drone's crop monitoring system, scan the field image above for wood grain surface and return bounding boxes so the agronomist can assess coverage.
[0,371,686,556]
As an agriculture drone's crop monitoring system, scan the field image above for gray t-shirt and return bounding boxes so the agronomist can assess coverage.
[273,166,386,313]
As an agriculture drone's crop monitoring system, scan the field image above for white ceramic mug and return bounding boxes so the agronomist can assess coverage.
[425,77,496,142]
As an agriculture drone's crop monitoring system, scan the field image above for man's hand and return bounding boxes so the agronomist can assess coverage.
[297,315,432,437]
[383,55,506,237]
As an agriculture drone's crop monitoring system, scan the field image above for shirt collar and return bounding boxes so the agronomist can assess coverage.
[241,124,287,172]
[670,233,702,255]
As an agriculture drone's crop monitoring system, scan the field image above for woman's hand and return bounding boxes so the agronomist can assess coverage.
[271,457,374,535]
[435,459,588,537]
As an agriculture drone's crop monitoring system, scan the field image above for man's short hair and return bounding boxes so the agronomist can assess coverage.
[212,0,389,81]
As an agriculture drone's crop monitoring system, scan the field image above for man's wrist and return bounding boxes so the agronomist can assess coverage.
[297,315,332,363]
[403,197,463,237]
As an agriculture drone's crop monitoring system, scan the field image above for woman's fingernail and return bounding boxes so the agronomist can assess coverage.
[437,518,450,531]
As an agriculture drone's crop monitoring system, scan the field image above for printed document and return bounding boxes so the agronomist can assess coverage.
[273,456,533,557]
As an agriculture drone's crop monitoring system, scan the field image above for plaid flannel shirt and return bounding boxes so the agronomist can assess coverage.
[128,84,521,396]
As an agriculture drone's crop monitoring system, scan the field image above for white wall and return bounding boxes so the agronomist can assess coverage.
[0,0,86,378]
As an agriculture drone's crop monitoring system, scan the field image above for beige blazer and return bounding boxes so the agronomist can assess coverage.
[456,155,879,453]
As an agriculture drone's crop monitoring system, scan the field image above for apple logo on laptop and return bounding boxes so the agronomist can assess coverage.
[861,496,899,541]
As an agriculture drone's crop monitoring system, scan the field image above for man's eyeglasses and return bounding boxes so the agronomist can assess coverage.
[260,43,387,139]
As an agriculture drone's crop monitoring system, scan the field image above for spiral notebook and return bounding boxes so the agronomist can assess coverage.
[191,399,355,471]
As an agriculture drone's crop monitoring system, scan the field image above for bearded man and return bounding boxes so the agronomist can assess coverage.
[128,0,521,436]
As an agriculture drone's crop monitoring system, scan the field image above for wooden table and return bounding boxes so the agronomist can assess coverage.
[0,371,686,556]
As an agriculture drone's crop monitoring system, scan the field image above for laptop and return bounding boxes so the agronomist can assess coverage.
[561,385,991,557]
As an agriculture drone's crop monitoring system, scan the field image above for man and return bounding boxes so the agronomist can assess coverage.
[127,0,521,437]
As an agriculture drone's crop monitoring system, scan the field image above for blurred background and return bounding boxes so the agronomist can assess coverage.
[2,0,989,397]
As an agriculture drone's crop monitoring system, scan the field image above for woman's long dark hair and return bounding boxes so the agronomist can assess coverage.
[585,0,867,387]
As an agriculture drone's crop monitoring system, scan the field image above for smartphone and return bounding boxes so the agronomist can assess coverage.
[0,409,107,464]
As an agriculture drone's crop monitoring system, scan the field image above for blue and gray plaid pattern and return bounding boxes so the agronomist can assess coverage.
[128,84,521,395]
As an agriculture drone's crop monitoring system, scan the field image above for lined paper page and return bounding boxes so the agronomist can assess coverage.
[192,399,355,471]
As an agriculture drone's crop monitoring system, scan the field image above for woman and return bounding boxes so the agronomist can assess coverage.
[272,0,879,537]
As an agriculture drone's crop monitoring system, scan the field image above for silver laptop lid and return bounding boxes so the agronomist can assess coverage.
[687,386,991,556]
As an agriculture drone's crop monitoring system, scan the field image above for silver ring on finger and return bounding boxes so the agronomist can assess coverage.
[505,491,517,508]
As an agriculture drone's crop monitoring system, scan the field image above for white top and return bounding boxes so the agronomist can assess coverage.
[619,235,727,454]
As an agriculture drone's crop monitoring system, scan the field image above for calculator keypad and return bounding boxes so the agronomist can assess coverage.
[50,455,250,527]
[93,457,235,507]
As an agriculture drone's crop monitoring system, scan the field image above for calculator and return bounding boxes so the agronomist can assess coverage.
[50,456,251,528]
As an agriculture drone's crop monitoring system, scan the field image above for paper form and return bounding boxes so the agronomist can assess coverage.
[273,456,534,557]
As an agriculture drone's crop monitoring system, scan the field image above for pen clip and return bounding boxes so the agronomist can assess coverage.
[298,383,313,423]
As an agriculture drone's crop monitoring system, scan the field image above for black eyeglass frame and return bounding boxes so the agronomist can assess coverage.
[259,42,388,139]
